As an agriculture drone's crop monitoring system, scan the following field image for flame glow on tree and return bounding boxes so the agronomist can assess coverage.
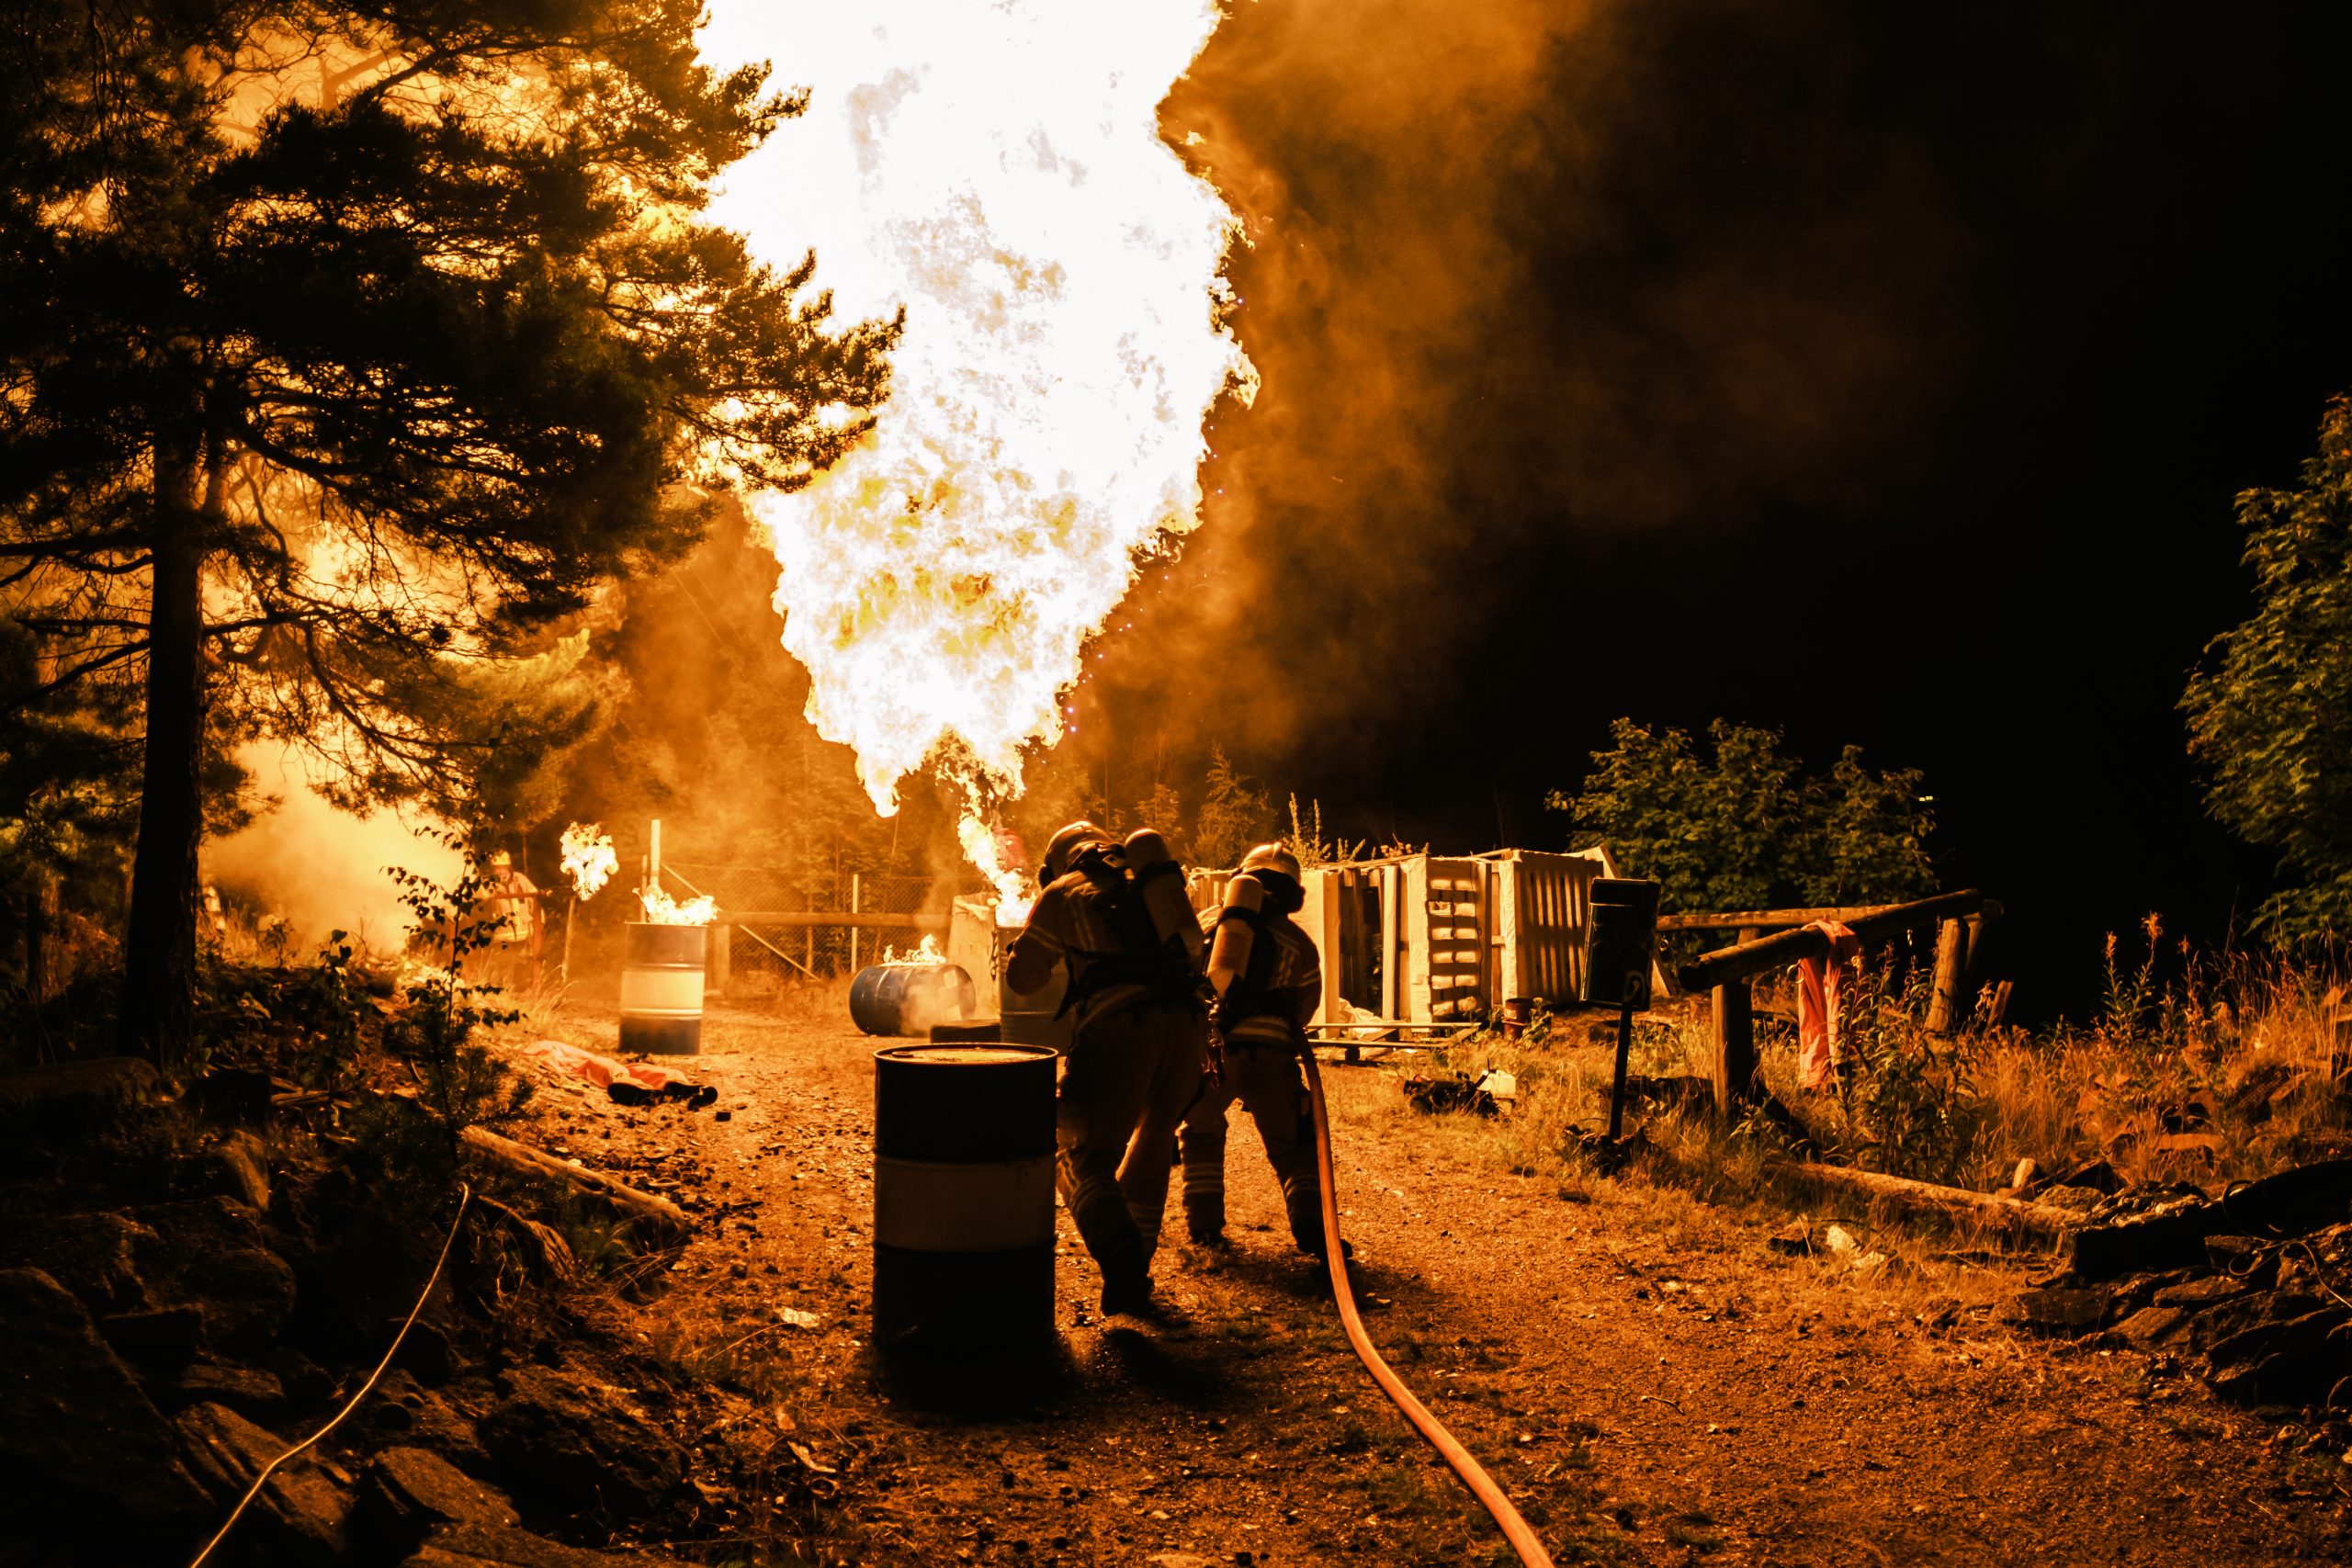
[697,1,1255,919]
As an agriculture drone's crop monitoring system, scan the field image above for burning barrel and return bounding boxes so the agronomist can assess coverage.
[849,963,978,1037]
[872,1043,1058,1348]
[618,922,707,1055]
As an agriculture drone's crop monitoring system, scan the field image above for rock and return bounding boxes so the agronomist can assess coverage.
[176,1401,351,1566]
[2007,1284,2111,1335]
[0,1269,213,1530]
[356,1446,520,1550]
[15,1209,157,1314]
[478,1364,686,1521]
[349,1368,493,1472]
[130,1196,299,1355]
[2205,1310,2352,1407]
[262,1346,337,1408]
[2065,1190,2219,1280]
[170,1362,288,1420]
[206,1129,273,1212]
[100,1304,205,1371]
[395,1315,458,1385]
[2112,1305,2191,1348]
[2154,1275,2249,1309]
[2038,1156,2123,1196]
[2037,1184,2109,1213]
[2205,1235,2279,1287]
[2215,1160,2352,1240]
[189,1066,278,1124]
[0,1056,160,1130]
[402,1520,691,1566]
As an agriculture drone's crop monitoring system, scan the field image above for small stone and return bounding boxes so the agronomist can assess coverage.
[170,1362,287,1419]
[2006,1285,2111,1335]
[2153,1275,2249,1309]
[364,1445,521,1537]
[2111,1305,2190,1349]
[177,1402,350,1565]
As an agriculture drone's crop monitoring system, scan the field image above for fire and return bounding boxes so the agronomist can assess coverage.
[697,1,1255,909]
[879,933,946,967]
[559,822,618,901]
[639,886,718,927]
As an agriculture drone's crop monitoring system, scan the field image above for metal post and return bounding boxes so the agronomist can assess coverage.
[1606,972,1637,1142]
[850,873,861,971]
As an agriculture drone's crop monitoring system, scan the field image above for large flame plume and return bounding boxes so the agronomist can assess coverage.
[698,1,1255,918]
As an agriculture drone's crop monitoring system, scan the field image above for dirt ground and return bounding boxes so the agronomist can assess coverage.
[527,1001,2352,1567]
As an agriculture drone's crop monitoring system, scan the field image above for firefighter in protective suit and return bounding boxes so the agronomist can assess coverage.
[1004,821,1207,1317]
[1177,843,1331,1257]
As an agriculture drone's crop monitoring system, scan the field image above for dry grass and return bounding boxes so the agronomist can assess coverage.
[1423,931,2349,1196]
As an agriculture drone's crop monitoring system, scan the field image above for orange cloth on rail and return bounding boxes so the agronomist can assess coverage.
[1795,920,1863,1089]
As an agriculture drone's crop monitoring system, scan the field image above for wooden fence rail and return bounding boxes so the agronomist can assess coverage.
[1671,889,2002,1113]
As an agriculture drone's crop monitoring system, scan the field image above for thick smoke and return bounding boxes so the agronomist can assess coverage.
[204,744,461,953]
[1083,0,2016,794]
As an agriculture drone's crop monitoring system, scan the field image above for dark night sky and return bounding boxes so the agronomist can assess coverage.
[1063,1,2352,1016]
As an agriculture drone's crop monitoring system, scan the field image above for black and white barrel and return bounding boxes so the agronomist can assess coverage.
[618,921,707,1055]
[871,1043,1057,1348]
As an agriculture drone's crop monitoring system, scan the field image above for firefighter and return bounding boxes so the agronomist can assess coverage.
[482,850,544,988]
[1177,843,1332,1258]
[1003,820,1207,1317]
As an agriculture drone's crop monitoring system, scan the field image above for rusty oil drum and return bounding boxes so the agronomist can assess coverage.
[848,963,977,1037]
[618,921,707,1055]
[871,1042,1057,1348]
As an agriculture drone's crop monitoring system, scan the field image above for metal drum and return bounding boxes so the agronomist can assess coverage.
[618,922,707,1055]
[998,960,1071,1053]
[848,964,977,1037]
[872,1043,1058,1349]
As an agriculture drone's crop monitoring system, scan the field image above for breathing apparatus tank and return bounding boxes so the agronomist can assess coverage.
[1205,872,1266,999]
[1124,829,1205,968]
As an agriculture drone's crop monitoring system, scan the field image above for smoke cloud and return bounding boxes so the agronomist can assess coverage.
[204,744,460,953]
[1072,0,2022,801]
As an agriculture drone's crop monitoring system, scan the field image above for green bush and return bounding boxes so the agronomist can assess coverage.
[1545,717,1935,912]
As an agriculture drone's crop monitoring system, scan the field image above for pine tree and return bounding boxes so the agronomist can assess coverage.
[0,3,896,1061]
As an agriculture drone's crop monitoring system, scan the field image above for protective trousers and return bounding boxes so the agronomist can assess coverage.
[1056,1003,1206,1284]
[1176,1043,1322,1249]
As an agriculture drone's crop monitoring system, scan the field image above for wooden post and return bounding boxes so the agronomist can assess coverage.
[708,925,730,998]
[1925,918,1968,1034]
[1712,981,1756,1114]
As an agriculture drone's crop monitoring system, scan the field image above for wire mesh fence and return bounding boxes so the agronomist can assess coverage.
[659,861,939,987]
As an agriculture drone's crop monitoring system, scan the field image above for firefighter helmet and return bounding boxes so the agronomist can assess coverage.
[1238,842,1301,881]
[1040,820,1113,884]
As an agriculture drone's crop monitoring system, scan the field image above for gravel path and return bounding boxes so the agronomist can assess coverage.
[542,1004,2349,1566]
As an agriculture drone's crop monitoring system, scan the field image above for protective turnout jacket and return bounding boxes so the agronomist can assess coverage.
[1009,853,1201,1032]
[1199,903,1320,1050]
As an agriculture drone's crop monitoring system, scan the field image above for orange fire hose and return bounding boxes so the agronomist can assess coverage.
[1303,1048,1556,1568]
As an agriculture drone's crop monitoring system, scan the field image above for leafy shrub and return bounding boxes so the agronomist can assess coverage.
[1545,717,1935,912]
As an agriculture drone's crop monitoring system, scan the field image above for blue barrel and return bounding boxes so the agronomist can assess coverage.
[872,1043,1058,1348]
[619,922,706,1055]
[848,964,977,1037]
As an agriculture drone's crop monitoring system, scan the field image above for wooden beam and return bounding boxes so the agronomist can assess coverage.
[1711,982,1755,1113]
[1675,890,1992,992]
[1764,1157,2076,1248]
[718,910,945,930]
[1924,918,1968,1034]
[1657,901,1906,932]
[459,1125,689,1239]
